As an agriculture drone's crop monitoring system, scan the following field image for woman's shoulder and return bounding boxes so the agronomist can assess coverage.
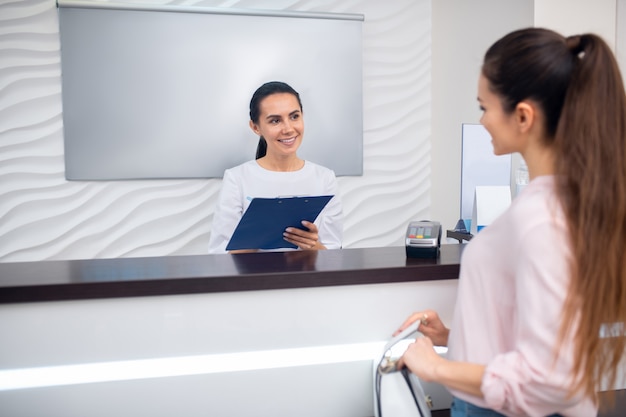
[303,160,337,178]
[513,176,559,212]
[224,160,259,176]
[509,175,566,233]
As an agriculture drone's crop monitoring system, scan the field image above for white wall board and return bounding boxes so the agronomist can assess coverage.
[460,124,511,228]
[58,1,364,179]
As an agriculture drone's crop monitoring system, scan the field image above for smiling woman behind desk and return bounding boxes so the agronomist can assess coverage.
[208,81,343,254]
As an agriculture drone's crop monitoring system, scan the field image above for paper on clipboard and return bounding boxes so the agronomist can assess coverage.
[225,195,334,251]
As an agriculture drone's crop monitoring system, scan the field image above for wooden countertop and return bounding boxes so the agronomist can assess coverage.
[0,245,463,304]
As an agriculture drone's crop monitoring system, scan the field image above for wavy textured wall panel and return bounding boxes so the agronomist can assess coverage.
[0,0,431,261]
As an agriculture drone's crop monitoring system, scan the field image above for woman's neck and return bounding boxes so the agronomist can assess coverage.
[257,155,304,172]
[522,145,555,180]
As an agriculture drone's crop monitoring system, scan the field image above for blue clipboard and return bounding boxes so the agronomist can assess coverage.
[226,195,334,251]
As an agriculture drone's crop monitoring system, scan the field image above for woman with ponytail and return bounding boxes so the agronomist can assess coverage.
[208,81,343,253]
[394,28,626,416]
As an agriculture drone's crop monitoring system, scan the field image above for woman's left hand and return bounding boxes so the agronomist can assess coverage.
[397,336,445,383]
[284,221,326,250]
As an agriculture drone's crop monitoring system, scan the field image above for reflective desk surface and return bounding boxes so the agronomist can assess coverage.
[0,244,463,304]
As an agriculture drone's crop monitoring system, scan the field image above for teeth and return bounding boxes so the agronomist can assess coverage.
[279,138,296,144]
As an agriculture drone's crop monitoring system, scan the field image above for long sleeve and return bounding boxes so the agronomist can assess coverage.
[481,220,591,416]
[207,160,343,253]
[316,171,343,249]
[207,169,244,253]
[447,176,596,417]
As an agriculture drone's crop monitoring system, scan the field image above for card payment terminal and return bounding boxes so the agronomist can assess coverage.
[405,220,441,258]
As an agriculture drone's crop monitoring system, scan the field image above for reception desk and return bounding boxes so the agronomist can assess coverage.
[1,246,622,417]
[0,246,462,417]
[0,245,462,304]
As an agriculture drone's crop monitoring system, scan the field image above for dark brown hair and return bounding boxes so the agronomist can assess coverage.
[249,81,302,159]
[483,28,626,401]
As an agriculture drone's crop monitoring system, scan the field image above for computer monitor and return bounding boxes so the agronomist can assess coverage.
[459,124,512,232]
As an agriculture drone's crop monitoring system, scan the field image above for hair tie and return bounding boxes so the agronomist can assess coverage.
[566,35,584,56]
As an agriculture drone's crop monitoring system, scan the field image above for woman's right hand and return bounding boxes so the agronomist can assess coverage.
[392,309,450,347]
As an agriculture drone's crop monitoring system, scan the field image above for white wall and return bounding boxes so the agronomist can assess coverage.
[431,0,625,233]
[0,0,432,261]
[0,0,540,262]
[618,0,626,81]
[538,0,626,85]
[430,0,534,232]
[1,0,624,262]
[535,0,617,48]
[535,1,626,90]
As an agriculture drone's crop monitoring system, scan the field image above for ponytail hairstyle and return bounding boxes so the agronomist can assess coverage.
[483,28,626,401]
[255,137,267,160]
[249,81,303,159]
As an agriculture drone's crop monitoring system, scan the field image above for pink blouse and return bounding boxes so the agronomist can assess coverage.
[447,176,596,416]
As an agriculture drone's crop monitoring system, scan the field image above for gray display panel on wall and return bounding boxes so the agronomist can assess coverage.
[58,1,364,180]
